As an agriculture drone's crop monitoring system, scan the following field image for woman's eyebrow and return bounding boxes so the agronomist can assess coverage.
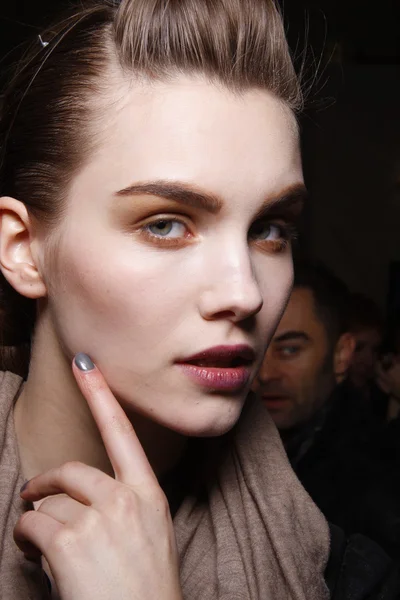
[115,180,222,214]
[252,184,308,221]
[114,180,307,216]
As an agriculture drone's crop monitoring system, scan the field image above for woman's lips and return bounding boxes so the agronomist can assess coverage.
[176,345,255,392]
[177,363,251,391]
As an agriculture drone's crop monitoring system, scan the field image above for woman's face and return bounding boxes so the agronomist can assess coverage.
[44,75,304,436]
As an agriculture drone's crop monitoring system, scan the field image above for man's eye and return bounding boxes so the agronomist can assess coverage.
[279,346,300,357]
[145,219,187,238]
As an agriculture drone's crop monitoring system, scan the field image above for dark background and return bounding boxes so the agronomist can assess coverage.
[284,0,400,314]
[1,0,399,310]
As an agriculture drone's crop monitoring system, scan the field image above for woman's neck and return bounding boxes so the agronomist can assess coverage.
[14,316,187,482]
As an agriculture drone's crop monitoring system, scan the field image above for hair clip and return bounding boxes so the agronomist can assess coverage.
[38,35,49,48]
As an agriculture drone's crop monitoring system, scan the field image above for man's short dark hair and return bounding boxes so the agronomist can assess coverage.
[293,262,350,346]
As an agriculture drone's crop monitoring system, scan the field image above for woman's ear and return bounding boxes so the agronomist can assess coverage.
[334,332,356,384]
[0,196,47,299]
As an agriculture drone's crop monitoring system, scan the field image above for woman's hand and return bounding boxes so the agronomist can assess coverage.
[13,354,183,600]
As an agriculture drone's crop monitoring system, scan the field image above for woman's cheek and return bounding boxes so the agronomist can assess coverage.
[255,256,293,333]
[50,241,189,354]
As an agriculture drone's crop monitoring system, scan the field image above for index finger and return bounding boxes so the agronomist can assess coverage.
[73,353,158,487]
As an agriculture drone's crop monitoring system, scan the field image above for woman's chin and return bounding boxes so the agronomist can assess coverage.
[119,386,249,438]
[168,400,246,438]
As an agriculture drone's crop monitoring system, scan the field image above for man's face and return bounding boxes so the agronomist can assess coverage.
[253,287,336,430]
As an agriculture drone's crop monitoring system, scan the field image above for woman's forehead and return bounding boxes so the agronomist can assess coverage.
[100,74,299,148]
[77,75,302,205]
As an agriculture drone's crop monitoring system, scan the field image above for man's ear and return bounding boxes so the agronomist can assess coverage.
[334,332,356,383]
[0,196,47,299]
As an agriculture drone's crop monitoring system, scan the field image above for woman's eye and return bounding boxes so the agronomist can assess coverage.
[252,223,283,241]
[249,220,296,253]
[250,221,284,241]
[145,219,187,238]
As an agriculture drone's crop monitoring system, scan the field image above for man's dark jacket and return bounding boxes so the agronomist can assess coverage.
[286,381,384,540]
[281,381,400,598]
[325,524,400,599]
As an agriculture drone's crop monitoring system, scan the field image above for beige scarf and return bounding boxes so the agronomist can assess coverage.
[0,372,330,599]
[175,396,330,599]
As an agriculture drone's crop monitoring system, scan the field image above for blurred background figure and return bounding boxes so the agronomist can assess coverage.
[254,264,400,558]
[254,263,357,437]
[377,315,400,420]
[347,293,389,421]
[348,293,383,392]
[357,316,400,558]
[253,263,382,538]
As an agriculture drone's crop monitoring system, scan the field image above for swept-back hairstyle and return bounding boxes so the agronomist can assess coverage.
[0,0,302,377]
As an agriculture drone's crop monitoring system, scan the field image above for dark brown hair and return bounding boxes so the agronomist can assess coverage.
[0,0,302,377]
[294,262,350,347]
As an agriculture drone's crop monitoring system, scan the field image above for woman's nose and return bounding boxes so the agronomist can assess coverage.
[198,248,263,323]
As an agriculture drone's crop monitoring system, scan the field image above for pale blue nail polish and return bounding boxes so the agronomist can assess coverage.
[20,480,30,494]
[74,353,95,372]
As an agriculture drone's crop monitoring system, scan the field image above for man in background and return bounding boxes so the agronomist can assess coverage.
[347,293,388,420]
[253,263,373,531]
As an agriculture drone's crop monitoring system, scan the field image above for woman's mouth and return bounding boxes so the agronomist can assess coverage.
[176,345,255,392]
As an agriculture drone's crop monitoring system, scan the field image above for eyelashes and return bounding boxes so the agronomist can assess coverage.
[136,215,298,253]
[248,221,298,253]
[138,216,194,248]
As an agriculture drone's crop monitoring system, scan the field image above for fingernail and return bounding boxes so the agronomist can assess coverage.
[20,480,30,494]
[74,353,95,372]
